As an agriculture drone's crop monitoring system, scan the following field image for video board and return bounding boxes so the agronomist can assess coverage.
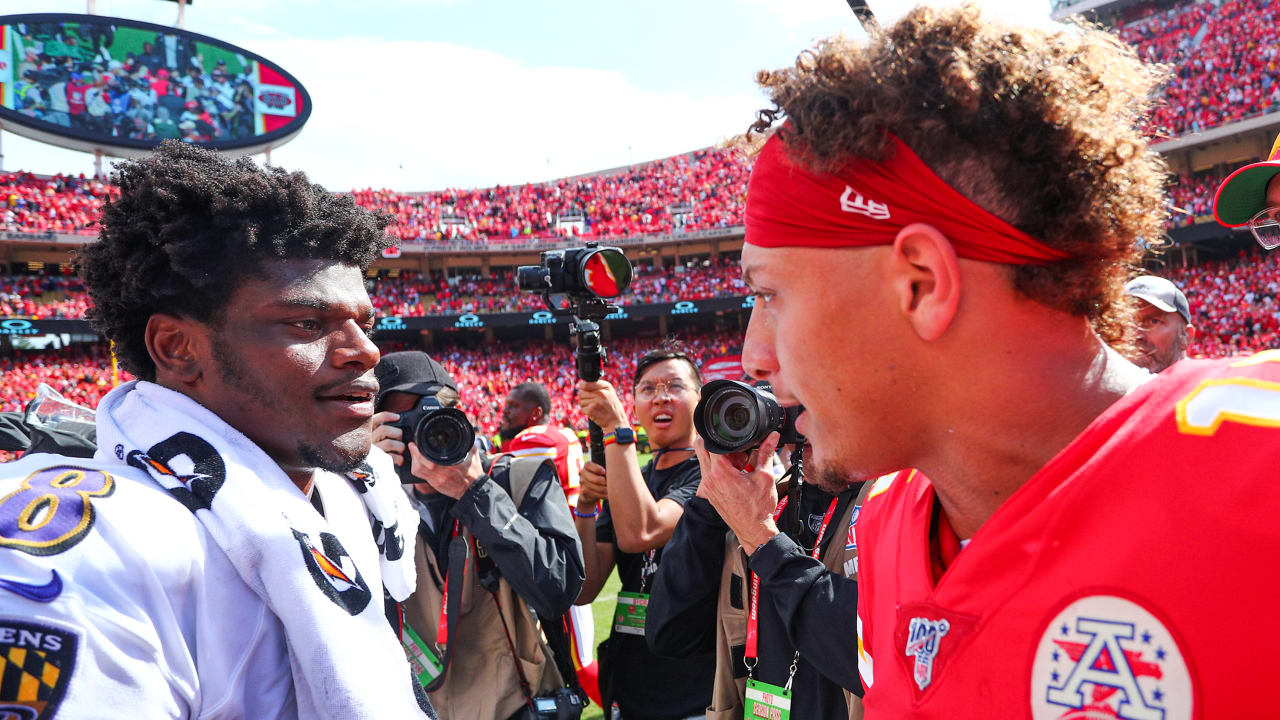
[0,13,310,155]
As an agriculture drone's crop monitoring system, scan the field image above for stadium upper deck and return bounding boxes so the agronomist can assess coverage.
[2,0,1277,262]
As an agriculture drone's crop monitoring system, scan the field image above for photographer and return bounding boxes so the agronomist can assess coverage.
[372,351,586,720]
[574,346,714,720]
[649,433,867,719]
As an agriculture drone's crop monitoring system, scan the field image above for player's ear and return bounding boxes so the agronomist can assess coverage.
[889,223,962,342]
[146,312,203,386]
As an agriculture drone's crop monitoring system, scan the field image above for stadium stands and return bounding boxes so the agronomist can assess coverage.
[0,330,742,445]
[1118,0,1280,138]
[0,257,748,320]
[371,258,747,317]
[0,171,115,235]
[1168,172,1223,227]
[1167,246,1280,357]
[353,146,749,246]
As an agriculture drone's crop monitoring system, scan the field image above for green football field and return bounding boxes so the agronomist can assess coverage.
[582,569,622,720]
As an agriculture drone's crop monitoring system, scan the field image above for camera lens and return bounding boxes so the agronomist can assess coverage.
[694,379,785,454]
[414,409,475,466]
[711,394,757,444]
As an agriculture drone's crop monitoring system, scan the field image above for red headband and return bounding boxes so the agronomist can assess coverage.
[744,132,1069,265]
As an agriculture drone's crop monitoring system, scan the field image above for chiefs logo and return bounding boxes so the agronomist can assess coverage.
[292,528,372,616]
[1030,593,1193,720]
[257,91,292,110]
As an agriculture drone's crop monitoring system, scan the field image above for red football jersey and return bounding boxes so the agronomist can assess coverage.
[501,424,583,506]
[857,352,1280,719]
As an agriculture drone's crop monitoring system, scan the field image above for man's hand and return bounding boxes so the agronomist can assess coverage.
[371,411,406,466]
[407,442,485,500]
[578,461,609,507]
[694,432,782,555]
[577,379,629,431]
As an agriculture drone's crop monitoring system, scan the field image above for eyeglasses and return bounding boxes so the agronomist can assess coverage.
[635,379,691,400]
[1248,207,1280,250]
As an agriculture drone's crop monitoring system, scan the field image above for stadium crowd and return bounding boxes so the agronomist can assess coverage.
[352,146,750,245]
[1168,246,1280,356]
[0,171,115,235]
[0,329,741,437]
[371,256,747,316]
[1118,0,1280,137]
[1168,171,1224,227]
[1,257,748,320]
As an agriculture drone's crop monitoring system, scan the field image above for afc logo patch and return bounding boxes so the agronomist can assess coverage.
[0,619,77,720]
[1030,594,1193,720]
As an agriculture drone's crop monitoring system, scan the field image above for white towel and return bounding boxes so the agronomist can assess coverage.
[95,381,426,719]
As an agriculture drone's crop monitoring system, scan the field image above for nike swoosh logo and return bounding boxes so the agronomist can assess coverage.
[0,570,63,603]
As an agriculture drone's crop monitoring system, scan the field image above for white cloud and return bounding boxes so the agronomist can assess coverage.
[258,36,760,190]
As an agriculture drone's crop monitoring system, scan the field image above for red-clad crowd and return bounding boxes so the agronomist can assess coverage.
[5,236,1280,458]
[0,345,130,415]
[1119,0,1280,138]
[370,256,747,317]
[0,273,90,318]
[435,329,743,433]
[1168,172,1224,227]
[0,330,741,448]
[0,171,115,235]
[1,258,749,320]
[1168,246,1280,357]
[352,147,749,246]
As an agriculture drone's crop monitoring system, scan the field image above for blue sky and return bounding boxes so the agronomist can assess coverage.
[0,0,1058,191]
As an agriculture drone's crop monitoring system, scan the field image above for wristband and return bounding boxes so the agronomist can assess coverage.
[602,431,616,447]
[572,504,602,519]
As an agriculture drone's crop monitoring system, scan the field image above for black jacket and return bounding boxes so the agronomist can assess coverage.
[414,458,585,620]
[647,485,863,720]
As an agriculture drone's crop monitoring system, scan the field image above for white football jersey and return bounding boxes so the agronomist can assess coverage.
[0,453,388,719]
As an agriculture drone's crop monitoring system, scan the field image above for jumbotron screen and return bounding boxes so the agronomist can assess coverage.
[0,13,310,154]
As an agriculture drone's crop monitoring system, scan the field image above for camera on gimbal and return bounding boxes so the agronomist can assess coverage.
[516,243,633,304]
[388,394,475,468]
[517,242,633,466]
[694,379,803,455]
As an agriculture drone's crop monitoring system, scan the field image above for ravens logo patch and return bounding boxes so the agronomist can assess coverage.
[291,528,372,616]
[0,619,76,720]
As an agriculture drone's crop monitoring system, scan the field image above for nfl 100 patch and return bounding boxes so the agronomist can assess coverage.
[0,618,77,720]
[1030,593,1193,720]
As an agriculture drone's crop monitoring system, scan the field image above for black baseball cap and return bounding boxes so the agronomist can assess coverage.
[374,351,457,404]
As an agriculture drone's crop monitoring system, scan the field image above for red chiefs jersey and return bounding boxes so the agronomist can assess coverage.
[856,352,1280,719]
[501,424,583,505]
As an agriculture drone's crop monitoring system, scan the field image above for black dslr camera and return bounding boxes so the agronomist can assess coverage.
[694,379,803,455]
[516,243,633,302]
[389,394,475,469]
[517,242,633,467]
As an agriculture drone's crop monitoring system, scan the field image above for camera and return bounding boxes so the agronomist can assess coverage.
[694,379,803,455]
[516,243,633,300]
[389,394,475,470]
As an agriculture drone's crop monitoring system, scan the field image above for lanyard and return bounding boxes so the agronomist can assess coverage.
[437,519,465,645]
[744,495,839,677]
[633,447,695,593]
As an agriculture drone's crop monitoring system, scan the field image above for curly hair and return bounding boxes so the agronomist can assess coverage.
[79,140,392,381]
[747,4,1170,346]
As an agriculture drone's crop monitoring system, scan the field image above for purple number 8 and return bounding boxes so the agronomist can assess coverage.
[0,466,116,556]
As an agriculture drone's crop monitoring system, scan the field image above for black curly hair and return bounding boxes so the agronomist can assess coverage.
[78,140,392,381]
